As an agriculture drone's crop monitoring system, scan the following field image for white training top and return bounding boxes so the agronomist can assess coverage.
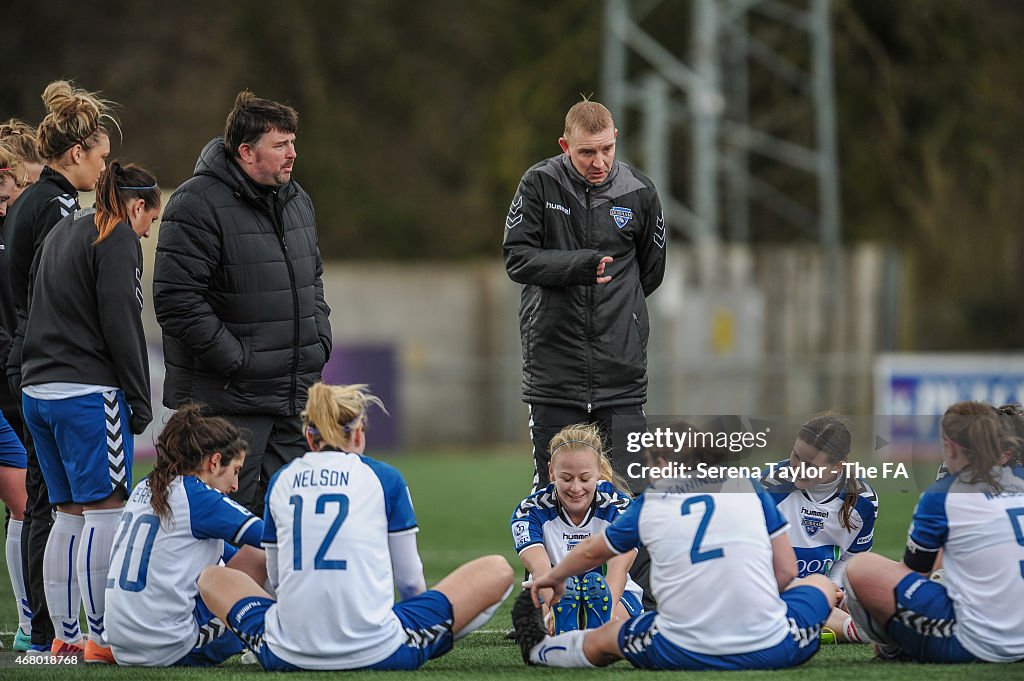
[105,476,261,666]
[262,449,419,670]
[906,466,1024,663]
[604,476,813,655]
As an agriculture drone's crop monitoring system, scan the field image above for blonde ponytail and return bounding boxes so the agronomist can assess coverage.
[302,383,387,450]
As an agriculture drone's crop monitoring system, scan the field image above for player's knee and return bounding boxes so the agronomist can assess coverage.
[468,555,514,600]
[197,565,226,594]
[844,552,879,592]
[485,555,515,590]
[797,573,839,607]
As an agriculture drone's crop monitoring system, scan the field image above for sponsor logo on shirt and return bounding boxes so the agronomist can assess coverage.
[562,531,589,552]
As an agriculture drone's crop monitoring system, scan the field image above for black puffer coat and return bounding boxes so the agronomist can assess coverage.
[154,137,331,415]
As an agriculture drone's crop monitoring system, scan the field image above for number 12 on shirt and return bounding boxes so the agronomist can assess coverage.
[289,493,350,571]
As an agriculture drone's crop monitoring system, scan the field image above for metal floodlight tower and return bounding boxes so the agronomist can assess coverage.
[602,0,842,286]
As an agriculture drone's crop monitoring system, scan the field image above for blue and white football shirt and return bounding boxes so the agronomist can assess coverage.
[261,450,418,670]
[762,461,877,583]
[603,476,792,656]
[105,476,262,666]
[511,480,642,601]
[905,466,1024,663]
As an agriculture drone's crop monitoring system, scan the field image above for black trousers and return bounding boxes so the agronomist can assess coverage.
[2,402,55,646]
[526,402,655,609]
[219,413,307,518]
[527,402,647,492]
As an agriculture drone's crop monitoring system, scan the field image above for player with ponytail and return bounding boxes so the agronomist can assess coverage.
[759,414,878,643]
[510,423,643,636]
[845,401,1024,663]
[4,81,117,656]
[198,382,515,671]
[8,80,117,348]
[105,404,265,666]
[20,160,158,662]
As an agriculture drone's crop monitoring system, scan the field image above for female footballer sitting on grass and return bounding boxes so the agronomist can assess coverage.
[197,382,515,672]
[513,423,837,671]
[926,403,1024,585]
[104,405,265,666]
[510,423,643,635]
[760,414,878,644]
[934,403,1024,481]
[844,401,1024,664]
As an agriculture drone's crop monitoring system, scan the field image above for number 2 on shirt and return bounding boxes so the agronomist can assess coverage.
[681,495,725,564]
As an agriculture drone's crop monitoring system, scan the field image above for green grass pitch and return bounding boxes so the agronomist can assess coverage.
[0,450,1013,679]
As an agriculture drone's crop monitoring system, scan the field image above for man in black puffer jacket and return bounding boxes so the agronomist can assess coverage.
[154,91,332,515]
[503,99,667,491]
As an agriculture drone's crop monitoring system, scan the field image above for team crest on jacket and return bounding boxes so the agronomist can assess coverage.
[610,206,633,229]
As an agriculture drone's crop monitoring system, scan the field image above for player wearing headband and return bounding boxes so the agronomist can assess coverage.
[197,383,515,671]
[20,161,157,662]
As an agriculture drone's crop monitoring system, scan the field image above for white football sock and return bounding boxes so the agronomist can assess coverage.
[78,508,121,644]
[529,629,596,668]
[44,512,85,644]
[6,519,31,631]
[843,615,866,643]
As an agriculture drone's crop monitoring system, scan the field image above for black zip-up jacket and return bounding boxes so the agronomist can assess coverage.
[153,137,332,416]
[21,209,152,434]
[503,155,667,410]
[4,166,80,389]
